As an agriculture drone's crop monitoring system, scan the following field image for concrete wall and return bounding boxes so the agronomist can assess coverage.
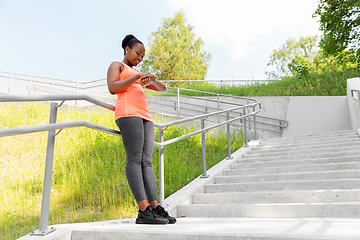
[253,97,290,120]
[247,96,351,138]
[282,96,351,137]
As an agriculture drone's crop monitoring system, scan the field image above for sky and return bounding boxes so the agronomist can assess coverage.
[0,0,322,82]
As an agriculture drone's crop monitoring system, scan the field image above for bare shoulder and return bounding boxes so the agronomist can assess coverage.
[109,61,124,72]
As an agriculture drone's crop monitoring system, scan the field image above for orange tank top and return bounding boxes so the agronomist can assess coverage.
[114,62,152,122]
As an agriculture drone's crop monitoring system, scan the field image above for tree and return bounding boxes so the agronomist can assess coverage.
[313,0,360,68]
[266,35,357,79]
[266,36,320,78]
[140,11,211,84]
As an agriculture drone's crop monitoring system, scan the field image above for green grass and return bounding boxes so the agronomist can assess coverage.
[0,103,244,240]
[169,70,360,97]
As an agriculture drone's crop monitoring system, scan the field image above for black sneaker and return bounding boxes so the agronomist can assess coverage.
[153,205,177,224]
[135,206,169,225]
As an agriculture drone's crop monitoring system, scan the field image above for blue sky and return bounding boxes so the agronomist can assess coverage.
[0,0,321,82]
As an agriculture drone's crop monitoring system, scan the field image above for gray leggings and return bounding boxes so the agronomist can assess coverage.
[115,117,158,203]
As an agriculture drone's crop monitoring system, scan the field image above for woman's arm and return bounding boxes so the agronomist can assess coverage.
[107,61,152,95]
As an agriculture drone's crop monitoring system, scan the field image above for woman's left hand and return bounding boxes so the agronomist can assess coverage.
[140,75,155,86]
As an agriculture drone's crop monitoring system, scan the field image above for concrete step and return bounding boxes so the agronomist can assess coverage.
[215,169,360,183]
[177,202,360,218]
[204,178,360,193]
[235,156,360,168]
[224,162,360,175]
[260,134,360,145]
[252,139,360,153]
[255,139,360,152]
[260,131,358,142]
[192,189,360,204]
[172,130,360,226]
[260,132,359,145]
[241,149,360,161]
[244,145,360,158]
[258,137,360,148]
[237,154,360,164]
[260,130,357,143]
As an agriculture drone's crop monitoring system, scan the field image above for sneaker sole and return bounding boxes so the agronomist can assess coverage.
[135,219,169,225]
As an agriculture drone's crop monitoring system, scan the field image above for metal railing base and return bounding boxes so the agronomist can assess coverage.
[30,227,56,236]
[200,174,210,178]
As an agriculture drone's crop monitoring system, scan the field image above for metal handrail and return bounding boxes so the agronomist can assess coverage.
[146,87,287,132]
[0,121,121,137]
[165,86,258,102]
[154,103,259,128]
[0,94,115,110]
[0,93,260,236]
[156,110,261,147]
[351,89,360,102]
[0,70,277,99]
[0,70,276,85]
[1,70,287,133]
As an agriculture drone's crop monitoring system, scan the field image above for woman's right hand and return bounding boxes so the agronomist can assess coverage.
[139,73,155,86]
[138,73,155,80]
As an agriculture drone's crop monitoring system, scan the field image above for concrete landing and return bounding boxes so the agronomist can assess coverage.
[19,217,360,240]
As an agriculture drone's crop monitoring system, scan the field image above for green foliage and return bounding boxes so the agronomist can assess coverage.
[267,36,357,79]
[140,11,211,84]
[313,0,360,68]
[268,36,319,78]
[172,70,360,97]
[0,103,242,240]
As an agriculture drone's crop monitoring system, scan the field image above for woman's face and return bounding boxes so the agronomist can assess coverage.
[125,43,145,67]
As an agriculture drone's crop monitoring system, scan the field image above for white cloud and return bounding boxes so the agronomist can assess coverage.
[165,0,320,61]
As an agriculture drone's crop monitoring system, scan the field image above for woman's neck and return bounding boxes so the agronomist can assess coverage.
[122,59,133,67]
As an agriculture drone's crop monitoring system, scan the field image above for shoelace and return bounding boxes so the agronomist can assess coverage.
[156,206,169,217]
[145,209,156,219]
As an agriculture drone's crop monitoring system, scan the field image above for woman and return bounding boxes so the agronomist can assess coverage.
[107,34,176,224]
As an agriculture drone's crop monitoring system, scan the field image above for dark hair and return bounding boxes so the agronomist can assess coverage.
[122,34,143,53]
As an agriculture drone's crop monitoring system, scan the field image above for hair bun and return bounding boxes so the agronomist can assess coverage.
[122,34,136,50]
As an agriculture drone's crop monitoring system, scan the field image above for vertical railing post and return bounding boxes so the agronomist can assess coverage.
[51,78,55,94]
[158,127,165,206]
[243,108,248,147]
[177,88,180,117]
[75,82,79,106]
[200,117,209,178]
[253,106,257,140]
[8,73,13,93]
[31,102,58,236]
[226,112,232,159]
[29,75,33,95]
[247,99,250,131]
[217,94,220,123]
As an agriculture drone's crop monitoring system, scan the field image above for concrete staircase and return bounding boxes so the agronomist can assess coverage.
[177,130,360,218]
